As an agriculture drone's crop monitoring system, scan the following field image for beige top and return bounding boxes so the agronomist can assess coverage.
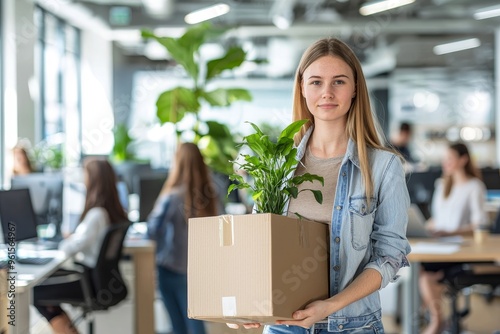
[287,147,343,224]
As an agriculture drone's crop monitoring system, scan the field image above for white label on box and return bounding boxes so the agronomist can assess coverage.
[222,296,237,316]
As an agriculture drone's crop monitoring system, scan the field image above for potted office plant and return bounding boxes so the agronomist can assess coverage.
[141,22,252,175]
[228,119,324,214]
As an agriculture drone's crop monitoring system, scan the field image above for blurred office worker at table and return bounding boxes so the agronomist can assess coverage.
[12,144,35,175]
[33,157,129,334]
[147,142,218,334]
[420,142,488,334]
[390,122,416,165]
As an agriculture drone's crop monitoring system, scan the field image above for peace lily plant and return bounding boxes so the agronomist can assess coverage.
[228,120,324,215]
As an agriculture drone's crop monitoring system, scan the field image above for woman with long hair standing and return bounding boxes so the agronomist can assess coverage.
[148,142,219,334]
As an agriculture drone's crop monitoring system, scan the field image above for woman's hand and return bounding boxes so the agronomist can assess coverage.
[226,323,261,330]
[275,300,334,329]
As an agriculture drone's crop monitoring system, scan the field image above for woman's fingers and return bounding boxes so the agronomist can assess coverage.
[226,322,261,329]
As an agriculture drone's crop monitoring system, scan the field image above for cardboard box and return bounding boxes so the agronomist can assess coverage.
[188,213,329,324]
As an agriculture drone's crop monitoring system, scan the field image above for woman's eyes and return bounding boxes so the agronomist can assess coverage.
[309,80,345,85]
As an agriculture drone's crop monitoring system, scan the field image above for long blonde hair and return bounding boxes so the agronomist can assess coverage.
[292,37,388,201]
[160,142,218,220]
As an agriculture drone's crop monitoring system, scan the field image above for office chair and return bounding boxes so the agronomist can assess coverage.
[440,214,500,334]
[36,221,131,334]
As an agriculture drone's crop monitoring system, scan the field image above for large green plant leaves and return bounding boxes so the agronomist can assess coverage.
[156,87,200,124]
[141,22,254,175]
[206,47,246,81]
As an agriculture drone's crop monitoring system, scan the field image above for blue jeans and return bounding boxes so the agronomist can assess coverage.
[263,319,385,334]
[157,266,206,334]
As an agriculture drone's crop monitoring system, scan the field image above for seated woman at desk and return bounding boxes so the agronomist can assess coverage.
[34,157,129,334]
[420,142,488,334]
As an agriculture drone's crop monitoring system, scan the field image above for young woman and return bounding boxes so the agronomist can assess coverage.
[147,142,219,334]
[420,142,487,334]
[229,37,411,333]
[34,158,129,334]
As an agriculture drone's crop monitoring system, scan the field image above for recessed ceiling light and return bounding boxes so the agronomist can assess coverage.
[184,3,230,25]
[359,0,415,16]
[433,38,481,55]
[473,4,500,20]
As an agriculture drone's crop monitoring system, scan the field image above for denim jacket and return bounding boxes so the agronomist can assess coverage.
[289,127,411,332]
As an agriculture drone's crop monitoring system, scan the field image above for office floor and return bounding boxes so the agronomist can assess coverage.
[31,291,500,334]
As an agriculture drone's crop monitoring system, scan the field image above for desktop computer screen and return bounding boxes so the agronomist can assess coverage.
[0,188,38,244]
[11,172,64,228]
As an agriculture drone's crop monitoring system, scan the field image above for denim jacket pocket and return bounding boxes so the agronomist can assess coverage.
[349,197,377,251]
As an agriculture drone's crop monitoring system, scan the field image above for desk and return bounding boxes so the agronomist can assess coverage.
[4,239,155,334]
[10,250,71,334]
[403,235,500,334]
[122,239,156,334]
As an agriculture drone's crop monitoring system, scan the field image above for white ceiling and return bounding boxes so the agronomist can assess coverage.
[39,0,500,76]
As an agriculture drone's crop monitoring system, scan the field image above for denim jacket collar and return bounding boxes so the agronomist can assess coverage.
[296,125,361,169]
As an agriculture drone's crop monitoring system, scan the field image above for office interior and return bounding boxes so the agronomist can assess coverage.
[0,0,500,333]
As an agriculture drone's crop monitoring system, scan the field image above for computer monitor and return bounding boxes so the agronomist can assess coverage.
[10,172,64,228]
[0,188,38,244]
[134,174,167,222]
[481,168,500,190]
[405,168,442,219]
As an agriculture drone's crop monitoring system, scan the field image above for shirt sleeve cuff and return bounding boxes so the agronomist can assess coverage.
[365,254,410,289]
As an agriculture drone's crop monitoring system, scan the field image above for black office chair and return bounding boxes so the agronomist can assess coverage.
[440,214,500,334]
[36,221,131,334]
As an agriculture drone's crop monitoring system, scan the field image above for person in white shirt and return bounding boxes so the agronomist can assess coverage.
[34,158,129,334]
[420,142,487,334]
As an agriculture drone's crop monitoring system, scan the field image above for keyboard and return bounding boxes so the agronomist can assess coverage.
[17,257,54,265]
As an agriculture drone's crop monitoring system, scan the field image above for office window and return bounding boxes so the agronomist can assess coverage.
[36,7,81,168]
[0,1,3,187]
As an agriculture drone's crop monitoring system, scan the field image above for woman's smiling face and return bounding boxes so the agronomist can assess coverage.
[301,55,356,124]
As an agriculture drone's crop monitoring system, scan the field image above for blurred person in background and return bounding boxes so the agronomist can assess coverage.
[147,142,219,334]
[12,144,35,175]
[34,158,129,334]
[390,122,416,164]
[420,142,487,334]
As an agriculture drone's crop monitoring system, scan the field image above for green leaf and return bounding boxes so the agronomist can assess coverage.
[206,47,246,81]
[291,173,325,186]
[310,190,323,204]
[203,88,252,107]
[252,190,263,201]
[286,187,298,198]
[228,174,245,184]
[141,33,198,81]
[156,87,200,124]
[278,119,309,141]
[225,89,252,103]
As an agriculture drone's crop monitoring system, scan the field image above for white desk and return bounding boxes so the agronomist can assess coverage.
[8,250,71,334]
[2,238,155,334]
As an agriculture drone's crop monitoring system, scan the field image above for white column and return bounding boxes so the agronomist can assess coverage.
[1,0,36,187]
[496,28,500,166]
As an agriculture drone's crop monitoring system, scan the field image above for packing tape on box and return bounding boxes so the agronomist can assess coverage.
[222,296,237,316]
[219,215,234,247]
[298,220,309,248]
